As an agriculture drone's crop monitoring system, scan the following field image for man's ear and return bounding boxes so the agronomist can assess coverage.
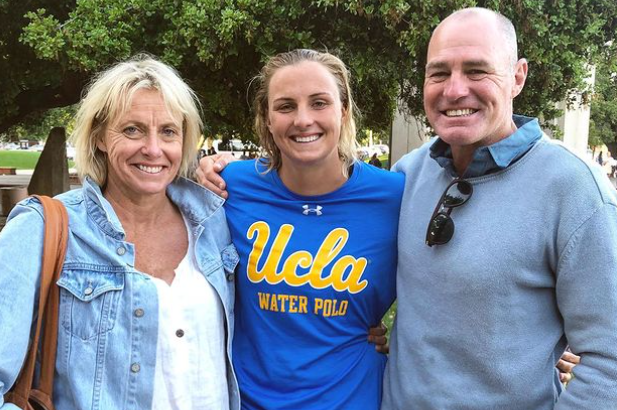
[511,58,528,99]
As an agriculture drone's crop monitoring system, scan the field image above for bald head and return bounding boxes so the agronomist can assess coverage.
[432,8,518,68]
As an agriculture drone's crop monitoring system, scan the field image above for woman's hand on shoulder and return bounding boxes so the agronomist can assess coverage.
[195,153,237,199]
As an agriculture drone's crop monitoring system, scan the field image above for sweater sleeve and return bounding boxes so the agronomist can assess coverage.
[555,202,617,408]
[0,201,45,409]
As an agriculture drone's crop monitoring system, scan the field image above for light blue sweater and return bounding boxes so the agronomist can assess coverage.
[382,120,617,409]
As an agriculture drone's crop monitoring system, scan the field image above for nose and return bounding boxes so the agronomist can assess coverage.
[443,72,469,100]
[293,105,314,129]
[142,132,162,158]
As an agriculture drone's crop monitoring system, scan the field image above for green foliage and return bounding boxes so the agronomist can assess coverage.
[2,0,617,140]
[2,106,76,142]
[0,0,80,136]
[21,9,65,59]
[589,44,617,147]
[382,301,396,339]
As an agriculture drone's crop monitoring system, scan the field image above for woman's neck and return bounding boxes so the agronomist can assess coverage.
[278,159,349,196]
[103,184,175,233]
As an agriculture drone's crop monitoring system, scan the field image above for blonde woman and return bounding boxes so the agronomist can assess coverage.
[199,49,403,410]
[0,55,239,409]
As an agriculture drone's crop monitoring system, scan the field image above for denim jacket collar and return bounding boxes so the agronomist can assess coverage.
[82,176,225,241]
[429,115,542,178]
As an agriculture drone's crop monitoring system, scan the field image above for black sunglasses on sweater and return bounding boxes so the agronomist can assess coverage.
[425,179,473,247]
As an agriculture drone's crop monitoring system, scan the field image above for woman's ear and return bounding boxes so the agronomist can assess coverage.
[96,136,107,153]
[340,103,349,123]
[266,110,273,133]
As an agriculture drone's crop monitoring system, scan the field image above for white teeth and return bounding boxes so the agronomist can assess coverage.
[137,165,163,174]
[294,134,320,143]
[445,109,475,117]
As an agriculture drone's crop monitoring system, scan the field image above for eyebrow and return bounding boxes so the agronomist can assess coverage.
[462,59,492,68]
[426,59,492,71]
[160,119,182,127]
[117,119,181,129]
[272,92,334,103]
[425,61,449,71]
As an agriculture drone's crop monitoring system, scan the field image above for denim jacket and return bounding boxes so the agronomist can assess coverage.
[0,177,240,410]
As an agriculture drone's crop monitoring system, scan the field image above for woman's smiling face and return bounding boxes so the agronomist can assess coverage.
[97,88,184,200]
[267,61,345,171]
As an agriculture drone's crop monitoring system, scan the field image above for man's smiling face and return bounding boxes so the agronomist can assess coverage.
[423,13,527,151]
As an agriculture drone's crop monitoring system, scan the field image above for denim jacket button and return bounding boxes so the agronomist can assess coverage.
[131,363,140,373]
[117,246,126,256]
[226,273,234,281]
[176,329,185,338]
[84,287,93,296]
[134,308,144,318]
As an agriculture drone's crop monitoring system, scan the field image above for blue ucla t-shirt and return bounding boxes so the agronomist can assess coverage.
[222,160,404,410]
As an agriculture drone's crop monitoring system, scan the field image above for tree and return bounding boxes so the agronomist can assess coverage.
[589,43,617,148]
[2,0,616,140]
[2,106,76,142]
[0,0,87,138]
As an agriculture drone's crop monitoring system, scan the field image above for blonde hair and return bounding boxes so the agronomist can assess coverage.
[253,49,359,176]
[71,54,202,186]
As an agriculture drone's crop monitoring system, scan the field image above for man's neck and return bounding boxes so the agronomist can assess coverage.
[451,145,476,176]
[449,116,523,176]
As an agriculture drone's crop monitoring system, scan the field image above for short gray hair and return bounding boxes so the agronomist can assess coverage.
[445,7,518,68]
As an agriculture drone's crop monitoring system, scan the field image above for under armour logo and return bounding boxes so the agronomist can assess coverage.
[302,204,323,216]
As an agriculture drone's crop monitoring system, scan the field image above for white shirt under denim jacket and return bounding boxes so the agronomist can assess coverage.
[0,176,240,410]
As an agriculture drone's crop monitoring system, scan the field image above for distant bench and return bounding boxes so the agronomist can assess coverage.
[0,167,16,175]
[69,172,81,186]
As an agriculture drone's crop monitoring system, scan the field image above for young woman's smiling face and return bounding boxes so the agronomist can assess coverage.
[267,61,345,172]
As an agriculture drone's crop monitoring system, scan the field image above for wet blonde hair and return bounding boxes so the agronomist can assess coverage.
[253,49,359,175]
[71,54,202,186]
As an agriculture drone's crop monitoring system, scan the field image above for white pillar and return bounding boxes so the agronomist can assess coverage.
[547,65,595,159]
[390,103,428,166]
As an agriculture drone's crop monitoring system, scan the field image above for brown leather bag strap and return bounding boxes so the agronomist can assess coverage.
[36,196,68,395]
[6,195,68,408]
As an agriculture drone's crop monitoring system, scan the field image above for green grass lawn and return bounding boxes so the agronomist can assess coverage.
[0,150,74,170]
[383,302,396,338]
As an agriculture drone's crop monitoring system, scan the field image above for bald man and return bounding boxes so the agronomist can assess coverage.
[382,7,617,410]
